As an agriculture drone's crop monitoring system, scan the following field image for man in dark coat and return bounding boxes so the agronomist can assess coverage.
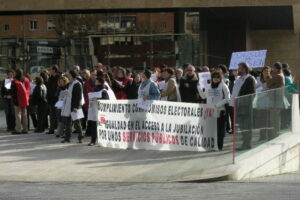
[179,64,200,103]
[1,69,15,131]
[230,62,256,150]
[46,65,60,134]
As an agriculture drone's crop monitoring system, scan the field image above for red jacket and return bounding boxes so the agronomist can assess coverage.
[112,78,132,100]
[23,77,30,99]
[83,79,95,111]
[12,78,30,107]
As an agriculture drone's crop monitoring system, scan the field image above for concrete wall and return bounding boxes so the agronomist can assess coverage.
[0,0,299,11]
[249,30,300,85]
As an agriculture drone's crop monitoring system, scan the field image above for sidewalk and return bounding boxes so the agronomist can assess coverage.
[0,112,234,183]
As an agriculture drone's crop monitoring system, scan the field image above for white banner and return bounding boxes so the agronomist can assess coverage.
[96,100,218,151]
[229,49,267,69]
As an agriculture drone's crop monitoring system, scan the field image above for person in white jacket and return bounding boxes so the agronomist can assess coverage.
[198,71,230,150]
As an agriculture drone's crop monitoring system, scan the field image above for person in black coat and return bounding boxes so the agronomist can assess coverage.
[46,65,60,134]
[1,69,15,131]
[179,65,200,103]
[31,76,48,133]
[127,73,141,99]
[88,76,109,146]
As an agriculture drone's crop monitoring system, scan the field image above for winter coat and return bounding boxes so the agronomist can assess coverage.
[31,84,47,106]
[127,81,141,99]
[179,73,199,103]
[46,74,60,106]
[83,79,95,112]
[112,78,132,99]
[198,81,230,116]
[11,77,30,107]
[61,80,84,117]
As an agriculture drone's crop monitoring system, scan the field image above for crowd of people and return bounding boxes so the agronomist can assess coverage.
[0,61,294,149]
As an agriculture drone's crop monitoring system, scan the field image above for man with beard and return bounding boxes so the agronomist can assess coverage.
[230,62,256,150]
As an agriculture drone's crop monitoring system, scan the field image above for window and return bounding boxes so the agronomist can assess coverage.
[47,19,56,30]
[29,20,38,30]
[160,23,167,29]
[2,24,9,32]
[120,21,127,28]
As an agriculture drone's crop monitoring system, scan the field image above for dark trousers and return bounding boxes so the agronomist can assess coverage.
[86,121,97,143]
[36,103,48,132]
[49,105,57,132]
[217,111,226,150]
[238,114,253,148]
[81,109,87,130]
[4,98,15,130]
[63,117,84,141]
[27,105,37,130]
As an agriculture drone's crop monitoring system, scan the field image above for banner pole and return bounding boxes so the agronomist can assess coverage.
[232,98,237,164]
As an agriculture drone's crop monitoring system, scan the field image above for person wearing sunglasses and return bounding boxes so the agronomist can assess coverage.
[198,71,230,150]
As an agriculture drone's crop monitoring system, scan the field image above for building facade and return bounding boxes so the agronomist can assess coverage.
[0,0,299,84]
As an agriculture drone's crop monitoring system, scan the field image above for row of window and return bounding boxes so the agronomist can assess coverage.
[1,19,56,32]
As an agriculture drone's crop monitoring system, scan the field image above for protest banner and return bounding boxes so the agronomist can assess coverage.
[198,72,211,89]
[95,100,218,151]
[229,50,267,70]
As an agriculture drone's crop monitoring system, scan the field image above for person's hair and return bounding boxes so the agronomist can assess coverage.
[126,69,132,76]
[201,66,210,72]
[182,63,191,71]
[195,67,202,73]
[260,66,271,83]
[103,65,111,72]
[35,76,44,85]
[283,68,291,77]
[176,68,183,74]
[144,69,152,79]
[81,69,90,77]
[187,65,195,70]
[160,64,168,71]
[24,73,30,81]
[40,71,48,82]
[96,76,105,84]
[282,63,290,70]
[217,64,228,75]
[273,62,282,71]
[97,70,104,78]
[238,62,249,74]
[164,68,174,76]
[7,69,14,75]
[73,65,80,72]
[52,65,59,73]
[69,70,78,79]
[132,73,140,80]
[59,75,70,85]
[211,71,222,80]
[15,68,23,78]
[117,67,126,77]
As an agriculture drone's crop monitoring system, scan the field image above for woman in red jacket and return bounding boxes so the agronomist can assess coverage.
[112,67,132,99]
[82,70,97,136]
[11,69,30,134]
